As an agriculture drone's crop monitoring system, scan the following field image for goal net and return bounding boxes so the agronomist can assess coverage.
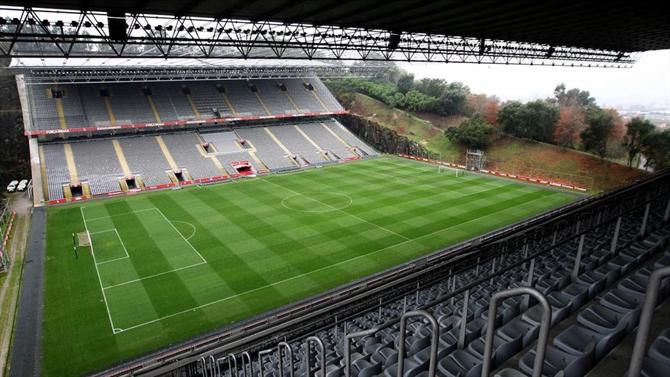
[74,231,91,247]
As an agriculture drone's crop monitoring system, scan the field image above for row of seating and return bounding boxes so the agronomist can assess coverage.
[197,201,670,377]
[642,328,670,376]
[40,121,375,200]
[28,78,343,131]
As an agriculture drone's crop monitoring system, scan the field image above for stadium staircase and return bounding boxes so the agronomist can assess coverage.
[184,196,670,377]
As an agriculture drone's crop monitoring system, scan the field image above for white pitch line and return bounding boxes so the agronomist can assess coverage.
[153,208,207,263]
[80,207,118,334]
[83,208,157,222]
[103,261,207,290]
[170,220,197,240]
[263,178,411,241]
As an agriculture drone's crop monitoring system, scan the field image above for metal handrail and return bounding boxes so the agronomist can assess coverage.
[345,328,379,377]
[258,348,274,377]
[198,357,208,377]
[304,336,325,377]
[481,287,551,377]
[397,311,439,377]
[278,342,294,377]
[626,266,670,377]
[241,352,252,377]
[227,354,238,377]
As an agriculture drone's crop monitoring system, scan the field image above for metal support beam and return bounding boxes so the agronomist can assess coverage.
[640,202,651,237]
[458,289,470,349]
[0,7,638,65]
[522,257,536,312]
[610,216,622,255]
[572,234,585,280]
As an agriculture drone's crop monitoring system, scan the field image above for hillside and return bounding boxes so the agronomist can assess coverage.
[342,92,646,192]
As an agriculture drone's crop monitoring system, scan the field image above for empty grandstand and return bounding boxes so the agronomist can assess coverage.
[3,2,670,377]
[24,78,345,136]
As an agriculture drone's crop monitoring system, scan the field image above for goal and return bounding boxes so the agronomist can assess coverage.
[438,165,465,177]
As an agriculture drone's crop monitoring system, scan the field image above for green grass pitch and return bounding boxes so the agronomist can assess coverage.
[42,156,577,376]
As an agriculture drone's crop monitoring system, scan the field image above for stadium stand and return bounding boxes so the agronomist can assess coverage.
[284,79,328,112]
[70,139,124,195]
[108,84,155,124]
[216,151,264,176]
[79,85,114,126]
[297,122,359,160]
[26,78,342,133]
[323,120,378,156]
[235,126,299,171]
[151,82,196,120]
[118,137,172,187]
[40,144,69,200]
[252,80,297,115]
[189,197,670,377]
[267,125,329,164]
[187,81,234,119]
[160,133,223,180]
[223,80,268,116]
[201,131,244,154]
[306,78,345,112]
[38,118,367,201]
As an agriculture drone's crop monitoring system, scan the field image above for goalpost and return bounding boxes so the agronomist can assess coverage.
[72,230,91,259]
[437,164,466,177]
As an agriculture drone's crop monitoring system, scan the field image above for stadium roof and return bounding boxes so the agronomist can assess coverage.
[4,0,669,53]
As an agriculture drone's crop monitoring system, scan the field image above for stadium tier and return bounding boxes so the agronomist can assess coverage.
[26,77,344,134]
[26,75,370,203]
[39,121,371,202]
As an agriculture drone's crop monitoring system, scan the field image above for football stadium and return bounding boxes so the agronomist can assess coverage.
[0,2,669,377]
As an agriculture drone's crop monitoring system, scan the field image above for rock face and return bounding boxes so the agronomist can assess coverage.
[337,114,431,158]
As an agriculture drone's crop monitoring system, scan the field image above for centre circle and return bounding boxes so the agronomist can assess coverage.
[281,192,353,212]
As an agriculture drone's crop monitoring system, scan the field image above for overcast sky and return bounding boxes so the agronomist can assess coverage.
[399,49,670,109]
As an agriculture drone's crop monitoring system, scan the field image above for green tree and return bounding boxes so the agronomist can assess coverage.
[640,129,670,170]
[438,82,470,116]
[553,83,596,107]
[581,108,614,159]
[445,116,493,149]
[397,73,415,94]
[414,78,447,97]
[497,100,558,143]
[623,117,655,167]
[524,100,559,142]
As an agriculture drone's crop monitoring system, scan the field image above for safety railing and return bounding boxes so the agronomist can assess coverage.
[397,311,439,377]
[304,336,326,377]
[626,266,670,377]
[481,287,552,377]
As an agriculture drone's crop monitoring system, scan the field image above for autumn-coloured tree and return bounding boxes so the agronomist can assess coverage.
[554,106,586,148]
[482,98,499,125]
[466,94,499,125]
